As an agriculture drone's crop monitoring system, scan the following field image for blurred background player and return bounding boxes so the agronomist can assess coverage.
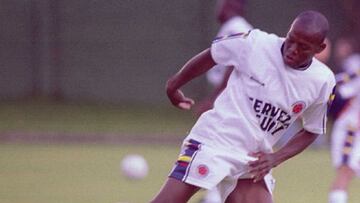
[194,0,253,117]
[195,1,253,202]
[328,37,360,121]
[333,37,360,74]
[328,37,360,203]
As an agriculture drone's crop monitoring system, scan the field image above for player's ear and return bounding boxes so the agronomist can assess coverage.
[316,43,326,54]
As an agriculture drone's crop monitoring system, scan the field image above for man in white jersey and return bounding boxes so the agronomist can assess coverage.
[328,40,360,203]
[196,0,253,117]
[150,10,335,203]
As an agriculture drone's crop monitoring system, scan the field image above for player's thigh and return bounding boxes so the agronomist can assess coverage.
[150,177,200,203]
[225,179,273,203]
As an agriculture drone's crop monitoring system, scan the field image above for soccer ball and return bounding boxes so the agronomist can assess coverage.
[120,154,149,180]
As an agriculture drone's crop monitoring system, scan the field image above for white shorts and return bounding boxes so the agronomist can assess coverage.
[169,139,275,201]
[331,108,360,177]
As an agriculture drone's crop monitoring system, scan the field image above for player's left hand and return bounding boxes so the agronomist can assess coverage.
[248,152,278,183]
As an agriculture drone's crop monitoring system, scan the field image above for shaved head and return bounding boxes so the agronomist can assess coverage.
[291,10,329,43]
[283,10,330,68]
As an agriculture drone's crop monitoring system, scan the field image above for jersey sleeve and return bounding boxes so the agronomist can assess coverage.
[301,76,336,134]
[210,30,256,70]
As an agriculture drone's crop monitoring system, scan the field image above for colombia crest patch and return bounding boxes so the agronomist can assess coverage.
[196,164,209,178]
[292,101,306,114]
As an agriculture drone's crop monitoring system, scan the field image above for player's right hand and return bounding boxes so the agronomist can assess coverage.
[248,151,277,183]
[166,89,195,110]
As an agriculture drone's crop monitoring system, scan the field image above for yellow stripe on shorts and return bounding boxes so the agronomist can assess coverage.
[178,155,191,162]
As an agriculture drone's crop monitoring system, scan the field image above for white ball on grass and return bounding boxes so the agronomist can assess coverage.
[120,154,149,180]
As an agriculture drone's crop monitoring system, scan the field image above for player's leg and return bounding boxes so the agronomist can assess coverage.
[328,132,358,203]
[150,177,200,203]
[225,179,273,203]
[328,165,355,203]
[151,138,217,203]
[331,165,355,190]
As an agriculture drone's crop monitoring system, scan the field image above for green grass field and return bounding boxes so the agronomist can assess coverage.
[0,101,359,203]
[0,144,359,203]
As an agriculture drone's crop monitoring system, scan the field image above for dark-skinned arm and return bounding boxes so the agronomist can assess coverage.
[166,48,216,110]
[248,129,318,182]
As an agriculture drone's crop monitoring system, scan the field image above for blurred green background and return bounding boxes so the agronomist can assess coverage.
[0,0,353,104]
[0,100,194,136]
[1,0,360,203]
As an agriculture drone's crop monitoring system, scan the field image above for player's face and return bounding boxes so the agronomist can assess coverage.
[283,29,324,68]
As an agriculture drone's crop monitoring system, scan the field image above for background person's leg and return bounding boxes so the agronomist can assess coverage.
[328,165,355,203]
[225,179,273,203]
[150,177,200,203]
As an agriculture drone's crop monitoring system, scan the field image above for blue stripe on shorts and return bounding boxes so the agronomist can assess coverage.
[169,139,201,181]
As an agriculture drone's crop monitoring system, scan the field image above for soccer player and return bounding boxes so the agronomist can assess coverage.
[150,10,335,203]
[328,40,360,203]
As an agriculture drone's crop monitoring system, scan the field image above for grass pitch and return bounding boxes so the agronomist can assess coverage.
[0,101,359,202]
[0,144,359,203]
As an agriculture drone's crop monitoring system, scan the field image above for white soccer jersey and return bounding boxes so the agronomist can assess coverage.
[207,16,253,86]
[188,29,336,153]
